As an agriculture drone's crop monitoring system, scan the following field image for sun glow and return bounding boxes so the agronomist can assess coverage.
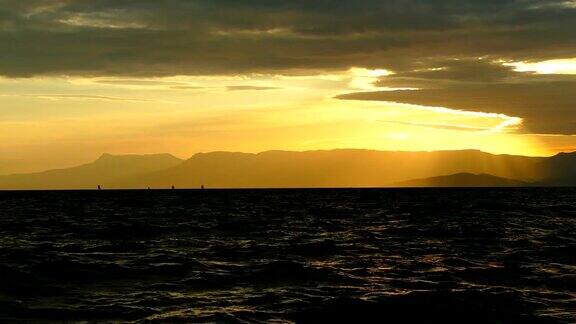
[0,68,552,174]
[505,58,576,75]
[348,68,395,91]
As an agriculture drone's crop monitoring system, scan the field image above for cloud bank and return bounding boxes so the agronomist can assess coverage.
[2,0,576,134]
[1,0,575,77]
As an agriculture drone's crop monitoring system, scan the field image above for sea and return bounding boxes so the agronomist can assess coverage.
[0,188,575,323]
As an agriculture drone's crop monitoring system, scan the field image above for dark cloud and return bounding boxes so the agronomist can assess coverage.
[340,79,576,135]
[340,56,576,135]
[0,0,575,77]
[371,58,533,89]
[385,59,519,84]
[2,0,575,134]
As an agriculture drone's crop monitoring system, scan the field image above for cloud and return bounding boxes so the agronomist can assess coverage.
[338,57,576,135]
[0,0,575,77]
[378,59,520,86]
[2,0,575,135]
[339,79,576,135]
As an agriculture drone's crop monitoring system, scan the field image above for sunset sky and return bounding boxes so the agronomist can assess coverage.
[1,0,576,174]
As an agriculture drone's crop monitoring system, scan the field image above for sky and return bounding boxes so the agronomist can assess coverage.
[1,0,576,174]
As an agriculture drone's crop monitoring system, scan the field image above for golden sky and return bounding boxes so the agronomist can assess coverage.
[2,63,575,174]
[1,1,576,174]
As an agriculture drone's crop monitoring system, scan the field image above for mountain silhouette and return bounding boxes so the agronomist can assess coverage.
[2,149,575,189]
[0,153,182,189]
[114,149,544,189]
[392,173,528,187]
[537,151,576,186]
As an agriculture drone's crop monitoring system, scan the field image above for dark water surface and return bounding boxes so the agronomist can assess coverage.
[0,188,575,323]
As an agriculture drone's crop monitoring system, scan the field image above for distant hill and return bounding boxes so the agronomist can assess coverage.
[537,151,576,186]
[391,173,528,187]
[3,149,575,189]
[116,149,543,189]
[0,153,183,189]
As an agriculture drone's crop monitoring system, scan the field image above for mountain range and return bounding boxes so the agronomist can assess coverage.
[0,153,183,190]
[0,149,574,189]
